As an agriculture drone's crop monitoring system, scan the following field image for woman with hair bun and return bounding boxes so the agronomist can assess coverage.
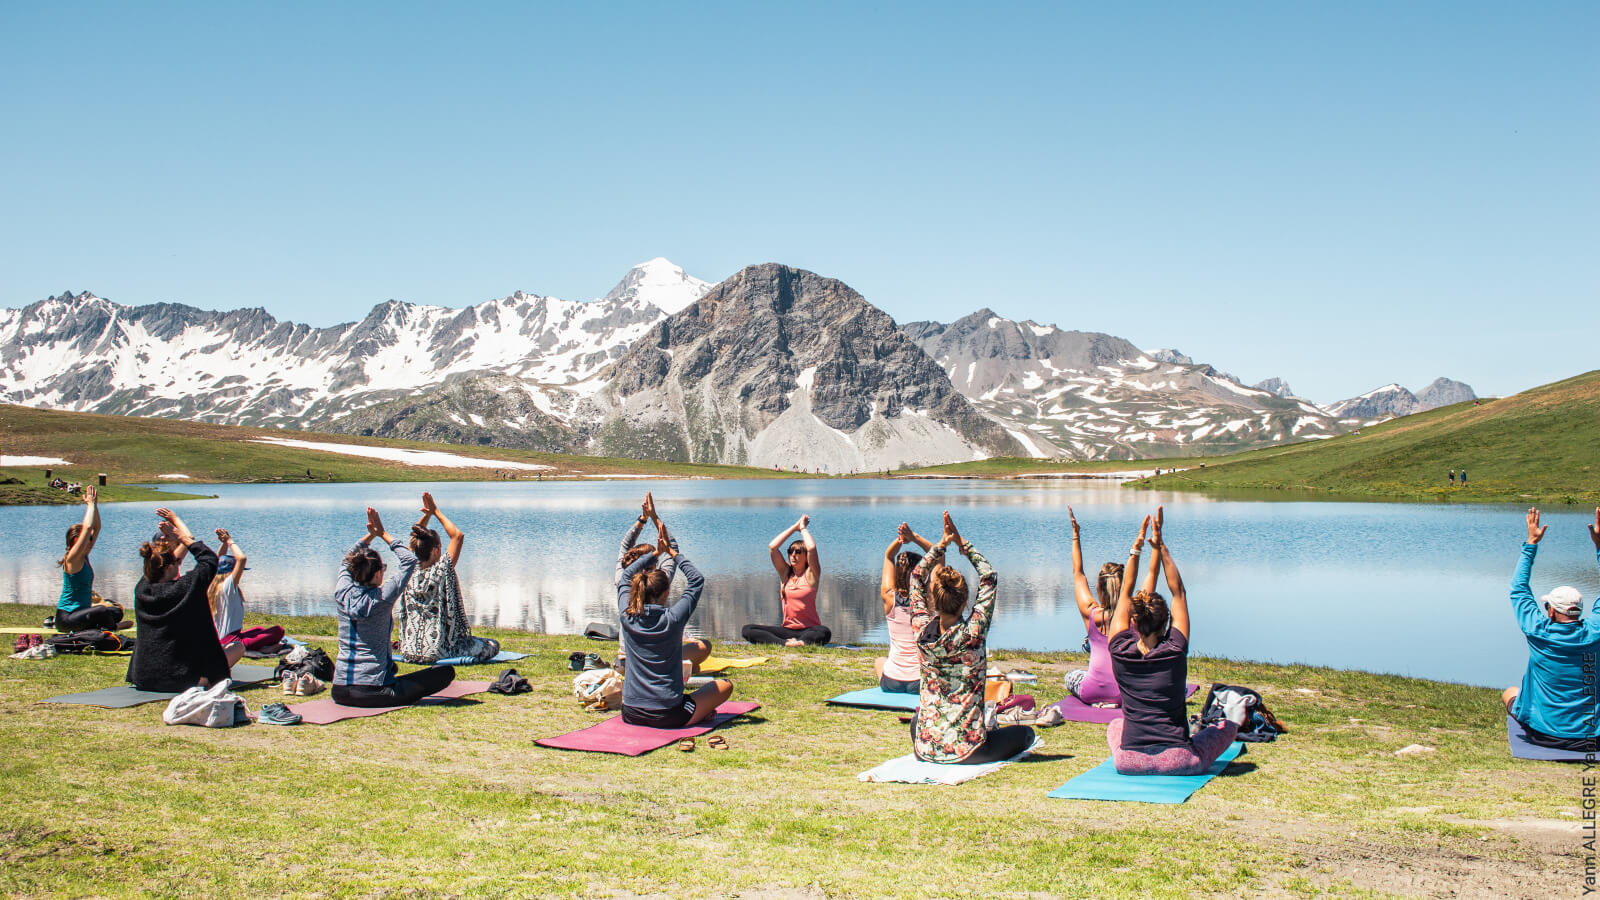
[1061,506,1126,706]
[396,492,499,664]
[909,511,1034,764]
[875,522,930,693]
[127,507,243,691]
[1106,507,1246,775]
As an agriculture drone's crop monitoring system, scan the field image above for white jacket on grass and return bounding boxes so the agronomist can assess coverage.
[162,679,249,727]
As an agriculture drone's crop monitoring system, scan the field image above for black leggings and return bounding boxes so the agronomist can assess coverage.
[331,666,456,708]
[912,722,1036,765]
[55,604,123,632]
[742,623,832,646]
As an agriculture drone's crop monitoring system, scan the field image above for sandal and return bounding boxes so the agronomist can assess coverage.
[677,738,696,752]
[707,735,728,751]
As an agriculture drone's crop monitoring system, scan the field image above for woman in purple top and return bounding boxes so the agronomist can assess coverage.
[1106,508,1247,776]
[1063,506,1125,706]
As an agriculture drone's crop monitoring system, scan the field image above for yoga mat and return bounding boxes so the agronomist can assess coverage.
[1047,742,1245,803]
[1508,716,1595,762]
[1052,683,1200,724]
[535,701,761,756]
[430,649,529,667]
[0,625,134,635]
[826,687,920,711]
[699,655,767,673]
[41,664,277,708]
[859,736,1041,785]
[287,680,492,725]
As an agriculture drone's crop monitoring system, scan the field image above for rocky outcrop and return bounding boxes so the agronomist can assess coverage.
[1329,378,1477,420]
[1415,377,1476,409]
[1254,377,1294,398]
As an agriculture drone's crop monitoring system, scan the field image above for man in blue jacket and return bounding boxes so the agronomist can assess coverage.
[1502,508,1600,748]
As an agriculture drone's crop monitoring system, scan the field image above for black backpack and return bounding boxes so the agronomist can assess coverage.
[1192,682,1287,743]
[274,647,334,682]
[46,629,131,654]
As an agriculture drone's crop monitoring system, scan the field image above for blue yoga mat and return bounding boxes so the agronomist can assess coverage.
[1507,716,1593,762]
[1048,742,1245,804]
[826,687,920,711]
[430,649,529,667]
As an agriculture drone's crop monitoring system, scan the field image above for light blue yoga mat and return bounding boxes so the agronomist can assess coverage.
[1047,742,1246,804]
[826,687,920,711]
[430,649,529,667]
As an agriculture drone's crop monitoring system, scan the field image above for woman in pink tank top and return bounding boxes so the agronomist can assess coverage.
[876,521,932,692]
[741,515,832,646]
[1065,507,1125,706]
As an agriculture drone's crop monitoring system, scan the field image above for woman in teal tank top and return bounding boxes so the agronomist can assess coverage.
[55,487,126,632]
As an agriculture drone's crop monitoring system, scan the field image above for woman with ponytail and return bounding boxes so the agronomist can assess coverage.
[909,511,1034,764]
[127,507,242,691]
[396,492,499,664]
[614,493,711,675]
[875,522,930,693]
[1106,507,1246,775]
[1061,507,1125,706]
[616,503,730,729]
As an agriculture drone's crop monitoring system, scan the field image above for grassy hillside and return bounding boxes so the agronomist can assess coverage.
[0,603,1575,897]
[1143,371,1600,503]
[0,404,798,504]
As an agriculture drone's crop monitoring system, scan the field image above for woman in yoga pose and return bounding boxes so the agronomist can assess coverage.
[333,507,455,707]
[875,522,930,693]
[396,492,500,664]
[617,514,732,728]
[1106,507,1246,775]
[1062,507,1126,706]
[54,486,128,632]
[910,511,1035,764]
[616,493,711,675]
[742,515,830,646]
[207,528,286,652]
[128,508,244,691]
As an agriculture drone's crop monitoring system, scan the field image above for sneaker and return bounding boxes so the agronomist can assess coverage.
[28,634,44,649]
[296,674,324,696]
[282,675,299,696]
[257,702,302,726]
[284,645,308,665]
[581,652,606,671]
[1032,706,1064,728]
[13,636,27,654]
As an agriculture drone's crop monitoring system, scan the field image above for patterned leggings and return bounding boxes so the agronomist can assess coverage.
[1106,717,1239,776]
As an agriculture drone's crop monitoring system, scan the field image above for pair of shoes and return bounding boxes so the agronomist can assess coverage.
[11,642,57,660]
[707,735,729,751]
[257,702,301,726]
[281,673,324,696]
[13,635,28,654]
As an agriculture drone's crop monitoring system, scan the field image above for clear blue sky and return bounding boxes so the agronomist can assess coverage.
[2,2,1594,403]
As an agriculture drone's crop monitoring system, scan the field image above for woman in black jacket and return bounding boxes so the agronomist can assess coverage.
[127,507,244,691]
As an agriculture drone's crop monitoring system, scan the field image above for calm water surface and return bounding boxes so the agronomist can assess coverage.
[4,479,1594,688]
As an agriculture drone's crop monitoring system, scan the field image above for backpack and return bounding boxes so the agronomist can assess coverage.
[162,679,250,728]
[274,646,334,682]
[1192,682,1287,743]
[46,629,131,654]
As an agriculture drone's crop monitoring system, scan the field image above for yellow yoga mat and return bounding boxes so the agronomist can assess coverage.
[699,656,768,673]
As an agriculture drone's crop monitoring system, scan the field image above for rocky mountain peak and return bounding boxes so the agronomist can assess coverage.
[1254,377,1294,398]
[601,257,711,315]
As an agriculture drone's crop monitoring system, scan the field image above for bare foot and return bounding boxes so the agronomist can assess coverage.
[784,638,804,647]
[115,620,134,631]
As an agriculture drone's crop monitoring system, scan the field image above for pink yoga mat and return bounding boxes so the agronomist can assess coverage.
[535,701,761,756]
[287,680,491,725]
[1053,683,1200,724]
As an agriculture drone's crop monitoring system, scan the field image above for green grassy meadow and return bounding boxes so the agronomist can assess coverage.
[0,603,1581,898]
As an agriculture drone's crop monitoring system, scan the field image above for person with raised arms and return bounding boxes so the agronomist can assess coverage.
[909,511,1035,764]
[615,493,712,676]
[1105,508,1246,775]
[333,507,455,707]
[743,515,830,647]
[875,522,931,693]
[1501,508,1600,750]
[128,508,244,691]
[1061,506,1125,706]
[617,513,732,728]
[54,486,128,632]
[396,492,500,665]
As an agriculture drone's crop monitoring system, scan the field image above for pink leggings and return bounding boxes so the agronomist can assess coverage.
[1106,717,1239,776]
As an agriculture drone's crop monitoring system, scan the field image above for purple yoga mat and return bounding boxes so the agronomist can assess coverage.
[535,701,761,756]
[1508,715,1593,762]
[1053,683,1200,724]
[287,680,491,725]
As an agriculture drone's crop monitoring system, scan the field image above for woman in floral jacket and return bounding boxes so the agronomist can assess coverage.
[396,492,500,664]
[909,511,1035,764]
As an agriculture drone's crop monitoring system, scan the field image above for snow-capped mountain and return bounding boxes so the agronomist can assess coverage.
[901,311,1349,459]
[1328,378,1476,420]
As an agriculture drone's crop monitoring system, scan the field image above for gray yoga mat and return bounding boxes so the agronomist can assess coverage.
[41,664,278,708]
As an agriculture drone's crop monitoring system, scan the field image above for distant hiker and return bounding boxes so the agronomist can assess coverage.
[1449,469,1456,486]
[128,508,245,691]
[1500,508,1600,750]
[333,507,455,707]
[743,515,831,646]
[396,492,500,664]
[615,493,711,677]
[617,508,732,728]
[1106,508,1248,775]
[1061,506,1124,707]
[1460,469,1468,486]
[909,511,1035,764]
[54,486,127,632]
[876,522,931,693]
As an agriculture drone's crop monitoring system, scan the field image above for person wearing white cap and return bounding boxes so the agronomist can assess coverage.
[1501,507,1600,747]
